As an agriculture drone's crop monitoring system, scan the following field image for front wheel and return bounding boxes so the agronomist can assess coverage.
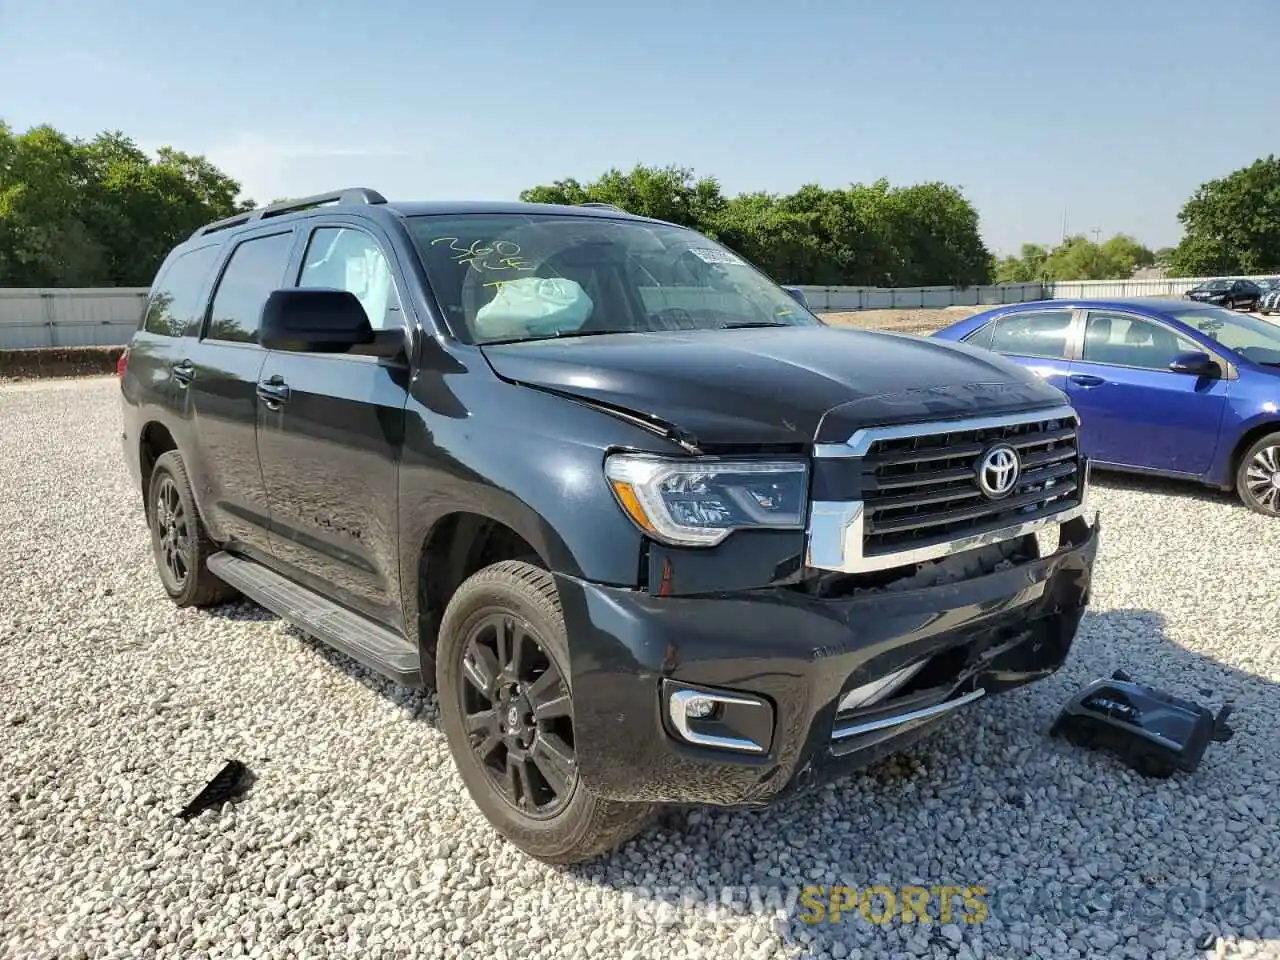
[436,560,654,863]
[1223,297,1237,310]
[1236,432,1280,517]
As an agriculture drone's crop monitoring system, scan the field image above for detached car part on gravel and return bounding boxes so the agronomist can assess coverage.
[1050,671,1235,778]
[119,188,1100,863]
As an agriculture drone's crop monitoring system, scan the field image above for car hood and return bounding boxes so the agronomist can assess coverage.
[479,326,1067,448]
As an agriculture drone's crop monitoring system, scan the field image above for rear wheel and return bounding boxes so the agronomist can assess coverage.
[436,560,654,863]
[1236,432,1280,517]
[147,451,239,607]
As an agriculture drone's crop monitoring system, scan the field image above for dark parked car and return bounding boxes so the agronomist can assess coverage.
[119,189,1098,863]
[1185,277,1262,310]
[933,298,1280,515]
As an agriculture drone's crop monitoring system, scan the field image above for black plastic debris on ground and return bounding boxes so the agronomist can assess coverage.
[1049,671,1234,778]
[175,759,254,820]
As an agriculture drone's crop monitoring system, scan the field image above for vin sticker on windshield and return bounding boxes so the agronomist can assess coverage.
[689,248,745,266]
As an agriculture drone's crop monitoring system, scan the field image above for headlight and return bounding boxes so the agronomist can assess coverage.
[603,453,809,546]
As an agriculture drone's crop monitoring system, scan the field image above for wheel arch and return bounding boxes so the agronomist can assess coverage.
[138,421,178,509]
[1228,418,1280,488]
[409,508,568,672]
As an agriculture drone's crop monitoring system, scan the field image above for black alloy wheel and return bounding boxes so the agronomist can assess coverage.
[435,560,655,864]
[153,473,191,592]
[146,450,238,608]
[459,612,577,818]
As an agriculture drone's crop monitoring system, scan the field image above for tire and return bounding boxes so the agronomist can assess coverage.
[1235,431,1280,517]
[147,451,239,607]
[436,560,654,863]
[1223,297,1236,310]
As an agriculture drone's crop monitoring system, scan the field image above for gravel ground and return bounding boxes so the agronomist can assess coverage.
[2,376,1279,960]
[819,306,987,335]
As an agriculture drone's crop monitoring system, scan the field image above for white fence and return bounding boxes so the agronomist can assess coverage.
[797,274,1278,313]
[1046,275,1275,299]
[1,273,1274,349]
[0,288,147,349]
[795,283,1047,311]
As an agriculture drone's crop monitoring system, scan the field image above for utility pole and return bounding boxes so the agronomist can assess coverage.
[1061,206,1068,244]
[1091,228,1102,244]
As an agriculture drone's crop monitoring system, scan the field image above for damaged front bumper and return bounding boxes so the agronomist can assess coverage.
[556,513,1099,806]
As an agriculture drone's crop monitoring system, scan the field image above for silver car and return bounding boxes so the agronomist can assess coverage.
[1258,278,1280,315]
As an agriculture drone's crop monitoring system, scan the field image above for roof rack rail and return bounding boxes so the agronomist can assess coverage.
[579,202,623,211]
[190,187,388,239]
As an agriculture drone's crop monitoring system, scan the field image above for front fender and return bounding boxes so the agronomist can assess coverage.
[1214,407,1280,487]
[397,373,681,639]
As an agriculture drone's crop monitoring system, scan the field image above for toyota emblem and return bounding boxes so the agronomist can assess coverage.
[976,443,1020,499]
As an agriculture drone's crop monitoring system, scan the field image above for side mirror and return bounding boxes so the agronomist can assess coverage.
[1168,350,1220,377]
[260,288,375,353]
[781,285,808,308]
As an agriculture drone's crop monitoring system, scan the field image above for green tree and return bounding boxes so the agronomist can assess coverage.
[521,164,726,230]
[991,234,1156,282]
[522,166,992,286]
[0,120,249,287]
[1168,156,1280,276]
[1099,234,1155,276]
[0,123,108,286]
[994,243,1049,283]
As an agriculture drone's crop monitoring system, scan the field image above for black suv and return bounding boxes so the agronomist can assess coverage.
[120,189,1099,863]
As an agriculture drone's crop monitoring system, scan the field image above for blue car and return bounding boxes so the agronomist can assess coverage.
[933,298,1280,516]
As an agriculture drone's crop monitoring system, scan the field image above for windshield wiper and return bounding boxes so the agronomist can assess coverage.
[719,321,793,330]
[480,329,643,346]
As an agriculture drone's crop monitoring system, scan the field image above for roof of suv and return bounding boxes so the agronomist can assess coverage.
[187,187,656,243]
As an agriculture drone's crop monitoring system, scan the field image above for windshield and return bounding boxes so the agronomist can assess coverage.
[405,214,821,344]
[1202,280,1229,290]
[1173,307,1280,365]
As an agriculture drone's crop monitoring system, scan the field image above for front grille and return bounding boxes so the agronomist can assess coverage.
[859,412,1082,557]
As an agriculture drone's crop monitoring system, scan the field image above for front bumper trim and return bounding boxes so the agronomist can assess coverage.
[807,498,1088,575]
[832,686,987,741]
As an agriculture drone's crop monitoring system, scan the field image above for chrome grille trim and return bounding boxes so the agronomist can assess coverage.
[806,406,1089,575]
[813,404,1080,458]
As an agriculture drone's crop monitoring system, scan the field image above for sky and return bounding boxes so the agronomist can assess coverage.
[1,0,1276,256]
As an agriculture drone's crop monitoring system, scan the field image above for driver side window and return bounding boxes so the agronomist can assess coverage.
[1081,312,1198,370]
[297,227,402,330]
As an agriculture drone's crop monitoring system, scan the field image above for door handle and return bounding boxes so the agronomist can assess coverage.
[171,359,195,385]
[1069,374,1106,387]
[256,376,290,408]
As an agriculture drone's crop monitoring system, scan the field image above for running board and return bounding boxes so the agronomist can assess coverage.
[207,552,422,688]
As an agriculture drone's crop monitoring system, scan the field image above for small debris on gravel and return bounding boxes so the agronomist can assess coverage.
[2,377,1278,960]
[174,759,254,820]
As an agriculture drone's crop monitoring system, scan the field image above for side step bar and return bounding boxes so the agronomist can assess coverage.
[207,552,423,688]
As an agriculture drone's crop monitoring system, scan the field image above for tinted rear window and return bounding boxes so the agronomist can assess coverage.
[143,245,221,337]
[205,232,295,344]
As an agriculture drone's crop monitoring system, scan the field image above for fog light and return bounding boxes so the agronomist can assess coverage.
[664,682,774,754]
[683,695,717,719]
